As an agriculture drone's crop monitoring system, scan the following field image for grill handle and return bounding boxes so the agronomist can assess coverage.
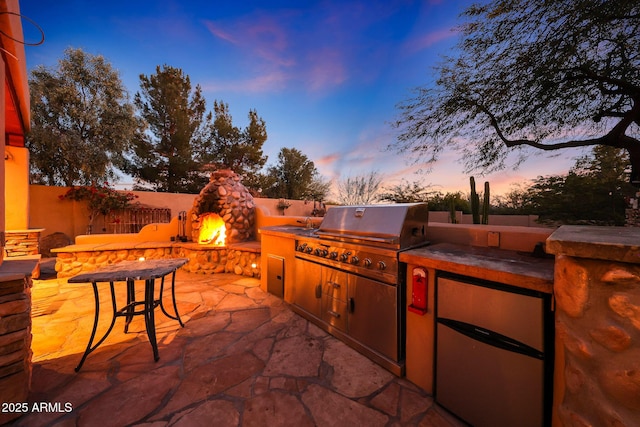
[315,284,322,299]
[349,297,355,313]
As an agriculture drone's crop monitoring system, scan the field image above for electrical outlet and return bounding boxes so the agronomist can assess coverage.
[488,231,500,247]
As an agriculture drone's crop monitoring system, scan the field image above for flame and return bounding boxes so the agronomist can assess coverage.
[198,214,226,245]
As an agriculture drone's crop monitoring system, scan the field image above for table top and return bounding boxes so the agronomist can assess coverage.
[68,258,188,283]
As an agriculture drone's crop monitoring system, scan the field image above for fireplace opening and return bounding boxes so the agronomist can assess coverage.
[191,169,256,244]
[197,213,226,245]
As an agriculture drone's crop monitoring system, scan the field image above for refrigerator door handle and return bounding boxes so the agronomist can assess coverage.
[437,317,544,360]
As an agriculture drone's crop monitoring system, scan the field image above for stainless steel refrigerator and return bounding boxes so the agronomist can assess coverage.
[435,274,553,427]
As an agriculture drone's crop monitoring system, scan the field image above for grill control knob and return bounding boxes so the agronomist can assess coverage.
[329,251,338,259]
[305,246,313,254]
[363,258,372,267]
[350,256,359,265]
[316,248,328,257]
[297,243,307,252]
[340,251,351,262]
[377,261,387,270]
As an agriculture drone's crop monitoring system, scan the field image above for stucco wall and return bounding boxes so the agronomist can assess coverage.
[29,185,324,241]
[5,146,30,230]
[29,185,82,238]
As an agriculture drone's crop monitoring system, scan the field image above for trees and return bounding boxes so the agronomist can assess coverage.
[492,183,535,214]
[493,146,634,224]
[27,47,138,186]
[392,0,640,185]
[206,101,268,190]
[335,171,383,205]
[28,47,270,194]
[426,191,470,213]
[261,147,325,200]
[126,65,211,193]
[528,146,634,225]
[127,69,268,194]
[305,174,332,202]
[377,179,434,203]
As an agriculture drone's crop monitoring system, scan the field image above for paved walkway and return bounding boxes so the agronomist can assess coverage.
[15,263,465,426]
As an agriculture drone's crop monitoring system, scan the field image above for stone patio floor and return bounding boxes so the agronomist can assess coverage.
[14,262,466,426]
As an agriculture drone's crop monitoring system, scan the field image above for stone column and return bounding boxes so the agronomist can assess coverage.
[547,226,640,427]
[0,274,33,425]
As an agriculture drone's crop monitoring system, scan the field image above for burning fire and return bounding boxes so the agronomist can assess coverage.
[198,214,226,245]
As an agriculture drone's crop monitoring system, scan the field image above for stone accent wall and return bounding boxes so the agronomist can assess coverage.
[5,230,42,257]
[191,170,256,244]
[548,226,640,426]
[54,244,260,279]
[175,245,260,277]
[0,276,32,425]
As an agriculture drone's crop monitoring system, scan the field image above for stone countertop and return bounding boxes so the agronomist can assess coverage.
[546,225,640,264]
[400,243,554,294]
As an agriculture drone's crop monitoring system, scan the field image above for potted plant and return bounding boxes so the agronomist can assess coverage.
[276,199,291,215]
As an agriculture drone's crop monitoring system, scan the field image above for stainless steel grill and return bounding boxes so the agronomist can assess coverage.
[315,203,429,248]
[291,203,429,375]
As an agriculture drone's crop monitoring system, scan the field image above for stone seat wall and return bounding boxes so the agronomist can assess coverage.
[52,241,261,279]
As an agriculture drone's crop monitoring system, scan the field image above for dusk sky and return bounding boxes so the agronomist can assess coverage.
[20,0,584,197]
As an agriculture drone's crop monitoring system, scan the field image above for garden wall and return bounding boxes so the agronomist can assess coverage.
[28,184,544,245]
[28,185,322,242]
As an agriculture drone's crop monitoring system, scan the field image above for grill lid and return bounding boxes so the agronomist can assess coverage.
[317,203,429,249]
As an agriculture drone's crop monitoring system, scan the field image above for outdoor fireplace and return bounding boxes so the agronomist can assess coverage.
[197,213,226,244]
[191,169,256,245]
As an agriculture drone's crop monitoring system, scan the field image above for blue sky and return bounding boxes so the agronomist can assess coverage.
[20,0,581,196]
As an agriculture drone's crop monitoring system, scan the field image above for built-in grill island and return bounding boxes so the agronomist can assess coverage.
[291,203,429,375]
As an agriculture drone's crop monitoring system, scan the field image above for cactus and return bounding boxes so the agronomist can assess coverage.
[470,177,480,224]
[449,197,457,224]
[482,181,490,225]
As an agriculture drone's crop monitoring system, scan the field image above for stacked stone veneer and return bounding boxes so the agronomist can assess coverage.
[548,226,640,426]
[174,244,260,276]
[191,170,255,244]
[5,230,42,257]
[0,275,32,425]
[54,243,260,279]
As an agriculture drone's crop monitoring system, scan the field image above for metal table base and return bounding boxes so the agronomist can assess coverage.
[68,259,188,372]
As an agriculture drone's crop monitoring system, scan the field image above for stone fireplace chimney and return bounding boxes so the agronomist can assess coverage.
[191,170,256,244]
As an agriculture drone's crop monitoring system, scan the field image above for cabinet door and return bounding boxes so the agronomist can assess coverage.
[348,276,399,361]
[266,255,284,298]
[293,259,322,317]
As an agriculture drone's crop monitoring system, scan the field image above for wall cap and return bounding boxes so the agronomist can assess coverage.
[546,225,640,264]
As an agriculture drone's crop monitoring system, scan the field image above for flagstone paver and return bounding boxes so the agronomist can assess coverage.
[14,264,466,427]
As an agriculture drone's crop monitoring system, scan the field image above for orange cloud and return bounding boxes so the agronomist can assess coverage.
[316,153,342,167]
